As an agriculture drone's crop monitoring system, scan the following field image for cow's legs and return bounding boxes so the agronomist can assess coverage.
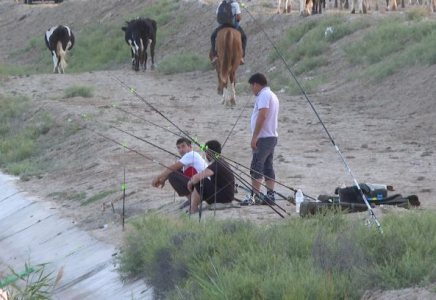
[52,51,59,73]
[150,40,155,70]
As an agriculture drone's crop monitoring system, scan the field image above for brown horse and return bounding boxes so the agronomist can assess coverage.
[212,27,242,106]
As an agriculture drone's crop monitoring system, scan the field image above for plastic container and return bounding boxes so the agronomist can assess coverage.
[296,189,304,214]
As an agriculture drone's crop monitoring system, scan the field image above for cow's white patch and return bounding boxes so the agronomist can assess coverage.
[45,26,57,49]
[65,25,72,37]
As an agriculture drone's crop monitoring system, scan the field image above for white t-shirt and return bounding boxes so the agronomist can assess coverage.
[179,151,208,173]
[251,87,279,138]
[216,1,241,15]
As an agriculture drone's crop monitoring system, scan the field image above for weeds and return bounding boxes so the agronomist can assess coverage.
[117,211,436,299]
[80,189,118,206]
[62,86,94,98]
[0,263,63,300]
[156,53,213,75]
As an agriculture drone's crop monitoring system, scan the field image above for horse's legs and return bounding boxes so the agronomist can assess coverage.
[229,72,236,106]
[286,0,291,12]
[277,0,282,13]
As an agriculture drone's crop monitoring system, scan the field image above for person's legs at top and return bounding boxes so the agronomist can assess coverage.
[237,26,247,64]
[210,26,221,65]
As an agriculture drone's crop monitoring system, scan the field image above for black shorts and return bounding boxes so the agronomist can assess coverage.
[194,179,232,205]
[250,137,278,180]
[168,171,190,196]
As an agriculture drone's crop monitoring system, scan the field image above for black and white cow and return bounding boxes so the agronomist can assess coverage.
[122,18,157,71]
[44,25,74,74]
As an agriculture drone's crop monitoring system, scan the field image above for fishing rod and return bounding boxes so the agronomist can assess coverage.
[108,124,181,159]
[78,114,285,218]
[241,1,383,233]
[111,95,315,201]
[84,125,191,181]
[221,93,253,149]
[108,115,289,215]
[107,72,293,217]
[114,106,184,139]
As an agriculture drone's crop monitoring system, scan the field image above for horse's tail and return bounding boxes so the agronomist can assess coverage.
[57,41,67,72]
[219,29,232,87]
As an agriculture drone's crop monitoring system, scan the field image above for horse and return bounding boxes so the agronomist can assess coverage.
[44,25,74,74]
[210,27,242,106]
[277,0,291,13]
[122,18,157,71]
[301,0,314,16]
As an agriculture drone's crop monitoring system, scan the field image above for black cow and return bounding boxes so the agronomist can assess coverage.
[122,18,157,71]
[45,25,74,74]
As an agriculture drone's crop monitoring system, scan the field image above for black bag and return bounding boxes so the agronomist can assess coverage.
[335,183,387,204]
[217,1,235,25]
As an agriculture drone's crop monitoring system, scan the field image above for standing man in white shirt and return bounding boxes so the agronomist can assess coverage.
[243,73,279,206]
[152,137,208,209]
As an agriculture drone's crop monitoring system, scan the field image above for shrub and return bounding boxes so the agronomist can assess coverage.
[63,86,94,98]
[117,211,436,299]
[156,53,213,75]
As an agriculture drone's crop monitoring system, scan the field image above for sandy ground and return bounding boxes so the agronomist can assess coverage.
[1,0,435,298]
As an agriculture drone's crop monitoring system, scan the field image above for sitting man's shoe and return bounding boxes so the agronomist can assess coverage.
[211,55,218,65]
[240,57,245,65]
[179,200,191,210]
[186,208,200,215]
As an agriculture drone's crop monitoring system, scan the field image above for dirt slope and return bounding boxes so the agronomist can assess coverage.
[1,1,436,298]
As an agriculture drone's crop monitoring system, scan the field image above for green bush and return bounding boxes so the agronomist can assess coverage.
[406,8,430,21]
[62,86,94,98]
[0,95,58,177]
[80,189,118,206]
[117,211,436,299]
[156,53,213,75]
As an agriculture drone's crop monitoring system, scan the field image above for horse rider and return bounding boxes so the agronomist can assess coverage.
[211,0,247,65]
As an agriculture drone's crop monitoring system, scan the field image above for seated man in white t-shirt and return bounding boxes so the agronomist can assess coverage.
[152,137,208,209]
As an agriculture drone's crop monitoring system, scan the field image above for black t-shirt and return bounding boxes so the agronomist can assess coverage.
[207,159,235,202]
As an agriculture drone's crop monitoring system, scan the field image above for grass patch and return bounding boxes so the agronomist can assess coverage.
[406,8,430,21]
[345,16,436,82]
[47,191,87,201]
[67,23,127,73]
[156,53,213,75]
[62,86,94,98]
[138,0,180,27]
[269,14,369,94]
[80,189,118,206]
[0,94,73,178]
[117,211,436,299]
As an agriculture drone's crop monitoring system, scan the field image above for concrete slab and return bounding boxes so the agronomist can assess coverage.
[0,172,153,299]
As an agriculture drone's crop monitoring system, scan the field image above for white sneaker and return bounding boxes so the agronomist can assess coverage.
[240,194,254,206]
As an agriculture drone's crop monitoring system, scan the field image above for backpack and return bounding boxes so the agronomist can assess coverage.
[217,1,235,25]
